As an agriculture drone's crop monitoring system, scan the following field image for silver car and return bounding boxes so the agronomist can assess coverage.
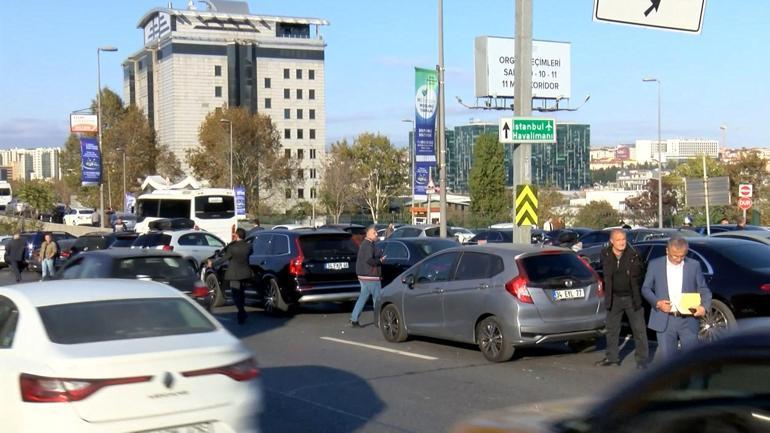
[378,244,606,362]
[132,229,227,270]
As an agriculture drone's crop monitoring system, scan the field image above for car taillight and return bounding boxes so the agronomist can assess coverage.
[505,260,533,303]
[761,284,770,293]
[161,245,174,251]
[288,238,305,276]
[60,250,70,259]
[192,280,209,298]
[579,257,604,297]
[20,373,152,403]
[182,358,260,382]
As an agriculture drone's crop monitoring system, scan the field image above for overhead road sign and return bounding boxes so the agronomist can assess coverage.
[738,183,753,198]
[499,118,556,144]
[593,0,707,34]
[515,185,538,227]
[738,197,753,211]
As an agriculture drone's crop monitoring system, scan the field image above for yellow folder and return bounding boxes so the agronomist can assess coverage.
[678,293,702,314]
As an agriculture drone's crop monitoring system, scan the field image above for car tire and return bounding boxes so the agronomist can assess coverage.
[264,278,289,314]
[205,273,226,308]
[699,299,736,343]
[380,304,408,343]
[476,316,515,362]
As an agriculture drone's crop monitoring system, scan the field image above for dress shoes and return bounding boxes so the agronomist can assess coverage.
[349,320,361,328]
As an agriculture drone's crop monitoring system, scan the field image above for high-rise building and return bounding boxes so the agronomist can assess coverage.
[635,138,719,164]
[446,120,498,194]
[124,1,328,209]
[0,147,61,181]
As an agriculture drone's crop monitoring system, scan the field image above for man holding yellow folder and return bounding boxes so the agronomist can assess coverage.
[642,236,712,360]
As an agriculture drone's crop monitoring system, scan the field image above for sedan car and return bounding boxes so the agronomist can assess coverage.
[378,244,606,362]
[378,237,459,286]
[0,279,262,433]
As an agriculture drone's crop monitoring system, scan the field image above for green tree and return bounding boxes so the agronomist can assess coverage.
[285,201,313,222]
[624,178,679,227]
[725,150,768,223]
[590,167,619,185]
[574,201,621,229]
[468,134,507,226]
[537,186,567,225]
[319,140,356,223]
[16,180,55,218]
[349,133,408,223]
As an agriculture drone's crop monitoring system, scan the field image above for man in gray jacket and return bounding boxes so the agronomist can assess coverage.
[350,225,385,327]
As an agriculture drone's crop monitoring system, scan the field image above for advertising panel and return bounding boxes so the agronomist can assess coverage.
[414,67,438,201]
[234,186,247,219]
[79,137,102,186]
[615,146,630,160]
[70,114,98,133]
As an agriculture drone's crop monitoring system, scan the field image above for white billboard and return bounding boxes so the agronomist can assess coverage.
[69,114,98,133]
[474,36,571,99]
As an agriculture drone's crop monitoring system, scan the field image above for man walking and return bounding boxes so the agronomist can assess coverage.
[595,229,649,369]
[210,228,252,324]
[350,225,385,327]
[39,232,58,280]
[642,236,712,360]
[6,233,26,283]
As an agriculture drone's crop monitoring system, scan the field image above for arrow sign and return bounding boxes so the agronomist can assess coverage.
[499,117,556,144]
[594,0,706,34]
[644,0,661,17]
[502,122,510,139]
[515,185,539,227]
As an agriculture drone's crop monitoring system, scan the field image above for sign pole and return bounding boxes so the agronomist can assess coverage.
[437,0,448,238]
[703,155,711,236]
[513,0,533,244]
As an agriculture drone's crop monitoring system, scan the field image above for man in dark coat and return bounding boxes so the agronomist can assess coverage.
[6,233,27,283]
[218,228,252,324]
[350,225,385,327]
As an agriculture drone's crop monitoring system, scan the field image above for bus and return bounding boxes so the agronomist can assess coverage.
[0,181,11,211]
[134,188,236,242]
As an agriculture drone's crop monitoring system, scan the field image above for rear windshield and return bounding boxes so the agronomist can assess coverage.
[195,195,235,220]
[111,236,138,248]
[115,256,197,279]
[79,209,94,215]
[132,233,172,247]
[39,298,215,344]
[299,235,358,259]
[74,236,106,250]
[520,253,594,283]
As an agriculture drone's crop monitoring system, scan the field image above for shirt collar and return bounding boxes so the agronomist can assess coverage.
[667,258,684,268]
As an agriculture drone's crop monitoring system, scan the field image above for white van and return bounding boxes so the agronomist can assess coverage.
[0,181,11,211]
[134,188,236,242]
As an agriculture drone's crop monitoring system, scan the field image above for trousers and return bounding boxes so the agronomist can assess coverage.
[351,278,381,324]
[605,295,649,363]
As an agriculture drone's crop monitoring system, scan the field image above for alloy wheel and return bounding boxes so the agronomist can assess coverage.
[699,306,729,342]
[479,322,503,359]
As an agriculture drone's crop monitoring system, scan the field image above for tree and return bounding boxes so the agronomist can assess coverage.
[469,134,507,226]
[726,150,768,223]
[590,167,619,185]
[625,178,678,227]
[319,140,356,223]
[574,201,621,229]
[16,180,55,218]
[538,186,567,225]
[668,155,728,226]
[189,107,296,215]
[348,133,408,224]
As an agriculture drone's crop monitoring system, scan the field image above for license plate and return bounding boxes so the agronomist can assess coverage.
[553,288,585,300]
[325,262,349,270]
[144,423,212,433]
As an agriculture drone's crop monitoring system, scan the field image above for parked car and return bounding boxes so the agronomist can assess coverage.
[388,224,462,242]
[37,204,66,224]
[712,229,770,245]
[22,231,77,272]
[67,231,140,260]
[63,207,95,226]
[627,227,703,243]
[132,229,226,270]
[377,244,606,362]
[0,279,262,432]
[693,223,766,234]
[54,249,211,309]
[466,229,513,245]
[378,237,459,286]
[542,227,593,248]
[203,229,361,312]
[0,235,12,267]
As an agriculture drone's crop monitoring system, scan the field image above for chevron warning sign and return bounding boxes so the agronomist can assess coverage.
[515,185,538,226]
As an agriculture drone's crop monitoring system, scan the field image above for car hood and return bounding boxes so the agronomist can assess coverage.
[449,397,596,433]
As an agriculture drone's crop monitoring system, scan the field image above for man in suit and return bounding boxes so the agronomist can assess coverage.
[6,233,26,282]
[210,228,252,325]
[642,236,712,360]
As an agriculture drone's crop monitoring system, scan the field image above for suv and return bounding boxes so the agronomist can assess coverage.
[22,231,77,272]
[203,229,361,312]
[132,229,226,270]
[67,231,140,260]
[63,208,95,226]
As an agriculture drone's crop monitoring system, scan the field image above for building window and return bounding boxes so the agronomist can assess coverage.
[310,149,317,159]
[296,89,303,99]
[284,109,291,119]
[264,77,271,88]
[297,169,304,179]
[284,88,290,99]
[296,69,302,79]
[309,89,316,100]
[214,86,222,97]
[297,109,303,119]
[309,109,316,120]
[310,188,316,199]
[297,149,304,159]
[214,65,222,76]
[297,188,305,199]
[285,189,292,199]
[265,98,271,109]
[285,149,291,158]
[309,129,316,139]
[309,69,315,80]
[297,129,304,139]
[284,129,291,139]
[310,169,317,179]
[283,68,290,79]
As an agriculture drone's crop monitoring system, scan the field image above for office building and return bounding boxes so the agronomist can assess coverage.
[635,138,719,164]
[0,147,61,181]
[531,123,591,190]
[445,120,499,194]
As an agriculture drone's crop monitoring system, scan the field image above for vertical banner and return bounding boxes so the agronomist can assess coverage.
[79,137,102,186]
[234,186,247,220]
[124,193,136,214]
[413,67,438,201]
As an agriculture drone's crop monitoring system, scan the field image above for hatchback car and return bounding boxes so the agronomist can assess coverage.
[63,207,95,226]
[0,279,262,433]
[132,229,226,270]
[378,244,605,362]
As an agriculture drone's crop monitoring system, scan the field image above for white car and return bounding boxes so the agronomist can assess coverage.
[0,279,263,433]
[63,208,95,226]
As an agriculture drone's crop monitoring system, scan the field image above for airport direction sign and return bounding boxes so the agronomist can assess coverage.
[593,0,707,34]
[499,117,556,144]
[738,184,753,198]
[738,197,753,211]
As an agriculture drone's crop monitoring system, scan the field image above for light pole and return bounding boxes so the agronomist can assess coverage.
[643,77,663,228]
[401,119,415,203]
[97,45,118,228]
[437,0,447,238]
[220,119,233,189]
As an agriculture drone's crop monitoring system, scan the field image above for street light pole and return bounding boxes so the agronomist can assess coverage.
[97,46,118,228]
[402,119,415,222]
[220,119,233,189]
[643,77,663,228]
[437,0,447,238]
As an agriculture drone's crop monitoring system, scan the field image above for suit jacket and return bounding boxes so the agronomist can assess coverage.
[6,238,26,262]
[641,256,712,332]
[600,245,644,310]
[223,240,253,281]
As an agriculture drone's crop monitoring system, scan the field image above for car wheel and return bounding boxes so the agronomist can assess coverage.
[476,316,515,362]
[699,299,736,343]
[205,273,225,308]
[380,304,408,343]
[264,279,289,314]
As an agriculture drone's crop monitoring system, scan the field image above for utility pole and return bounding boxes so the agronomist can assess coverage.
[437,0,448,238]
[512,0,533,244]
[703,155,711,236]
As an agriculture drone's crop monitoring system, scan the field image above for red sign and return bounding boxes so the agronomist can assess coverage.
[738,197,753,211]
[739,184,753,198]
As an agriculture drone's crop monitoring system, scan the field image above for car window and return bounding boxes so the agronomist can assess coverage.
[178,233,204,246]
[471,232,488,242]
[383,242,409,260]
[133,233,172,247]
[424,227,439,237]
[716,243,770,271]
[111,235,138,248]
[203,234,225,248]
[115,256,196,279]
[489,231,503,242]
[77,256,111,278]
[415,252,458,284]
[251,234,272,255]
[270,234,290,255]
[393,228,421,238]
[416,240,458,257]
[58,257,85,279]
[0,296,19,348]
[194,195,235,220]
[519,253,593,283]
[455,252,504,280]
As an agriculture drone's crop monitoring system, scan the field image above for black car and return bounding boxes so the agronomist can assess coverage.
[203,229,362,313]
[542,227,593,248]
[67,231,140,259]
[319,223,367,244]
[693,223,766,234]
[378,237,459,286]
[21,230,77,272]
[54,249,210,309]
[37,204,67,224]
[466,229,513,245]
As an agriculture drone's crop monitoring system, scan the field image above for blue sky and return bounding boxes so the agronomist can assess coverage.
[1,1,768,150]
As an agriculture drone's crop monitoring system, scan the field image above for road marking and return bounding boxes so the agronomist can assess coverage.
[320,337,438,360]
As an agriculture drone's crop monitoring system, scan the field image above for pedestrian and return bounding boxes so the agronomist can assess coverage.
[209,228,252,324]
[39,233,58,281]
[350,225,385,327]
[6,233,26,283]
[91,209,101,227]
[737,217,746,230]
[681,216,693,228]
[719,217,729,225]
[384,223,395,239]
[641,236,712,361]
[542,216,554,231]
[595,229,649,369]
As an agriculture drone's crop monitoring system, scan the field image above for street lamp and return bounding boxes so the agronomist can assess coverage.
[643,77,663,228]
[220,118,233,189]
[401,119,415,193]
[97,45,118,228]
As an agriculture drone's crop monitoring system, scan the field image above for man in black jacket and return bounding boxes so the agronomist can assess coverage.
[6,233,26,282]
[596,229,649,369]
[350,225,385,327]
[215,228,252,325]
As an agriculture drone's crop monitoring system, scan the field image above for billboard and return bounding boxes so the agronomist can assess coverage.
[615,146,630,160]
[474,36,571,99]
[234,186,247,220]
[79,137,102,186]
[413,67,438,201]
[70,114,98,133]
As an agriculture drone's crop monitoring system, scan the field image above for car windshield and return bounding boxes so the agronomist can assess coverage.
[111,236,138,248]
[39,298,215,344]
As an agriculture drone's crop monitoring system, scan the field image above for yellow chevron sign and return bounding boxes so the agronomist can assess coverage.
[515,185,538,226]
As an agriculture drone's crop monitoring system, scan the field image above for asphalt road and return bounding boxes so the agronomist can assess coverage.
[1,269,648,433]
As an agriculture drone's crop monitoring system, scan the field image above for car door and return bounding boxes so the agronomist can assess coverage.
[380,241,411,287]
[402,251,459,338]
[176,233,205,263]
[246,234,273,297]
[202,234,226,262]
[443,251,506,343]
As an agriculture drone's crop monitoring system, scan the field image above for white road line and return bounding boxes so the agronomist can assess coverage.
[320,337,438,360]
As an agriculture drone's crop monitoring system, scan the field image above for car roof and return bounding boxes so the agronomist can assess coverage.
[444,243,568,256]
[0,279,183,307]
[76,249,184,259]
[140,229,210,237]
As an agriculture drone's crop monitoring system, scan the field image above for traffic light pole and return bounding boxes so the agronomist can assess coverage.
[512,0,533,244]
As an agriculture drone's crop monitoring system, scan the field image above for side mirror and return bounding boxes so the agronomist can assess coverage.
[401,274,415,288]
